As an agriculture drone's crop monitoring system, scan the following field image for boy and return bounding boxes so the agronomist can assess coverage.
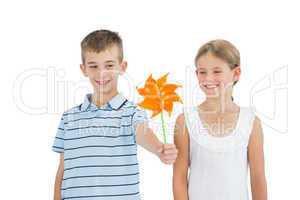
[52,30,178,200]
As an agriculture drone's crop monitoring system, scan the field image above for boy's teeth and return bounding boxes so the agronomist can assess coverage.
[96,80,109,84]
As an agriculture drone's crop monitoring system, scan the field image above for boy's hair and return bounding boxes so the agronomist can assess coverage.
[81,29,123,63]
[194,39,240,85]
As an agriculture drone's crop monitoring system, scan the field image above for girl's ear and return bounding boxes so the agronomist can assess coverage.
[233,66,241,82]
[80,64,88,77]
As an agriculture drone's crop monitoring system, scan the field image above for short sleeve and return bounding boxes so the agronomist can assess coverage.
[132,108,149,131]
[52,114,65,153]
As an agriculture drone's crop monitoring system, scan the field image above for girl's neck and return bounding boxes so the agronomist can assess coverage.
[200,94,238,113]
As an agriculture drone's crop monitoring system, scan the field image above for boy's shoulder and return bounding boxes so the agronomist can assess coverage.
[60,104,82,119]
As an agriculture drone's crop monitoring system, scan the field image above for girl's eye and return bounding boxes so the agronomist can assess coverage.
[199,71,206,74]
[214,71,222,74]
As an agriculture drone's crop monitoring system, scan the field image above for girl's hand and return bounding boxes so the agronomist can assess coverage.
[157,144,178,164]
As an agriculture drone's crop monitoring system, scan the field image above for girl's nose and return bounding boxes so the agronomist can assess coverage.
[205,73,216,82]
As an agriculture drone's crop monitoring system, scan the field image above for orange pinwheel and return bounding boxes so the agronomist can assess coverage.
[137,73,182,143]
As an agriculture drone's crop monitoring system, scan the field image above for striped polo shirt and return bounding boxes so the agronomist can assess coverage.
[52,93,148,200]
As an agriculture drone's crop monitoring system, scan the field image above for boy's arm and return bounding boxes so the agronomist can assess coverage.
[54,153,64,200]
[135,122,178,164]
[173,114,189,200]
[248,117,268,200]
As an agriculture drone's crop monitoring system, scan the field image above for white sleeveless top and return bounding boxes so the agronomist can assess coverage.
[184,106,255,200]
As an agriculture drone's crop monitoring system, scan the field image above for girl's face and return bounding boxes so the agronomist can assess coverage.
[195,53,240,97]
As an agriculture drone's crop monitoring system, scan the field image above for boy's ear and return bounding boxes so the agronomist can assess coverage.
[119,61,128,75]
[80,64,88,77]
[233,66,241,82]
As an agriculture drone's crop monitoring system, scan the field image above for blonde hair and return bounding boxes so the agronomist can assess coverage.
[195,39,240,85]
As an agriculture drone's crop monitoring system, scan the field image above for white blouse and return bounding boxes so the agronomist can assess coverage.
[184,106,255,200]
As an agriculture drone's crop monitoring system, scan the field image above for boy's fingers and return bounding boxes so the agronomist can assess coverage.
[163,144,176,150]
[163,148,178,155]
[162,155,177,161]
[163,144,178,154]
[157,147,163,154]
[163,158,176,164]
[156,144,164,155]
[161,151,177,159]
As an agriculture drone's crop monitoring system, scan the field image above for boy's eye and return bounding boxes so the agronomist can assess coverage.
[198,71,206,74]
[89,65,97,68]
[106,65,114,69]
[214,71,222,74]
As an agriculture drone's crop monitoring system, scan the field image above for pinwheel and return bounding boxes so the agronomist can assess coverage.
[137,73,182,143]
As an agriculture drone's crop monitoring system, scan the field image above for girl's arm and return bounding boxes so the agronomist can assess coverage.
[54,153,64,200]
[248,117,268,200]
[173,114,189,200]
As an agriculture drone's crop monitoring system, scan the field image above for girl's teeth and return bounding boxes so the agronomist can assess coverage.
[206,85,217,88]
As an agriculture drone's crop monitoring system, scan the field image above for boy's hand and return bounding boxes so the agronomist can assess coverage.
[157,143,178,165]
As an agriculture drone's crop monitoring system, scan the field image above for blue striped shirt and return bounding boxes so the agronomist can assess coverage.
[52,93,148,200]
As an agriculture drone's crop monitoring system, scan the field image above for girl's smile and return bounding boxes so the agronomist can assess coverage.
[195,53,240,97]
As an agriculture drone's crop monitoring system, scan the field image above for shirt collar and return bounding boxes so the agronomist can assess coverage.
[80,93,127,111]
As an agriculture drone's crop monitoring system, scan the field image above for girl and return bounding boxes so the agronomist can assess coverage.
[173,40,267,200]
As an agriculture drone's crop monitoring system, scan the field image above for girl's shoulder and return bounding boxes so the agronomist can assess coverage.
[175,113,189,135]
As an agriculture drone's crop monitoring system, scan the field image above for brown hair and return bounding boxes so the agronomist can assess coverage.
[81,29,123,63]
[195,39,240,85]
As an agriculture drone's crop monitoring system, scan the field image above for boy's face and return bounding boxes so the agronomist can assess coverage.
[80,45,127,95]
[195,53,240,97]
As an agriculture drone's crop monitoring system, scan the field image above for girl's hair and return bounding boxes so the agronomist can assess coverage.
[194,39,240,85]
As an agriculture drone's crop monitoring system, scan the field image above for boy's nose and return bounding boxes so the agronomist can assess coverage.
[96,68,109,76]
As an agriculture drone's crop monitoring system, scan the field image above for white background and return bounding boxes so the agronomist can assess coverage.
[0,0,299,199]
